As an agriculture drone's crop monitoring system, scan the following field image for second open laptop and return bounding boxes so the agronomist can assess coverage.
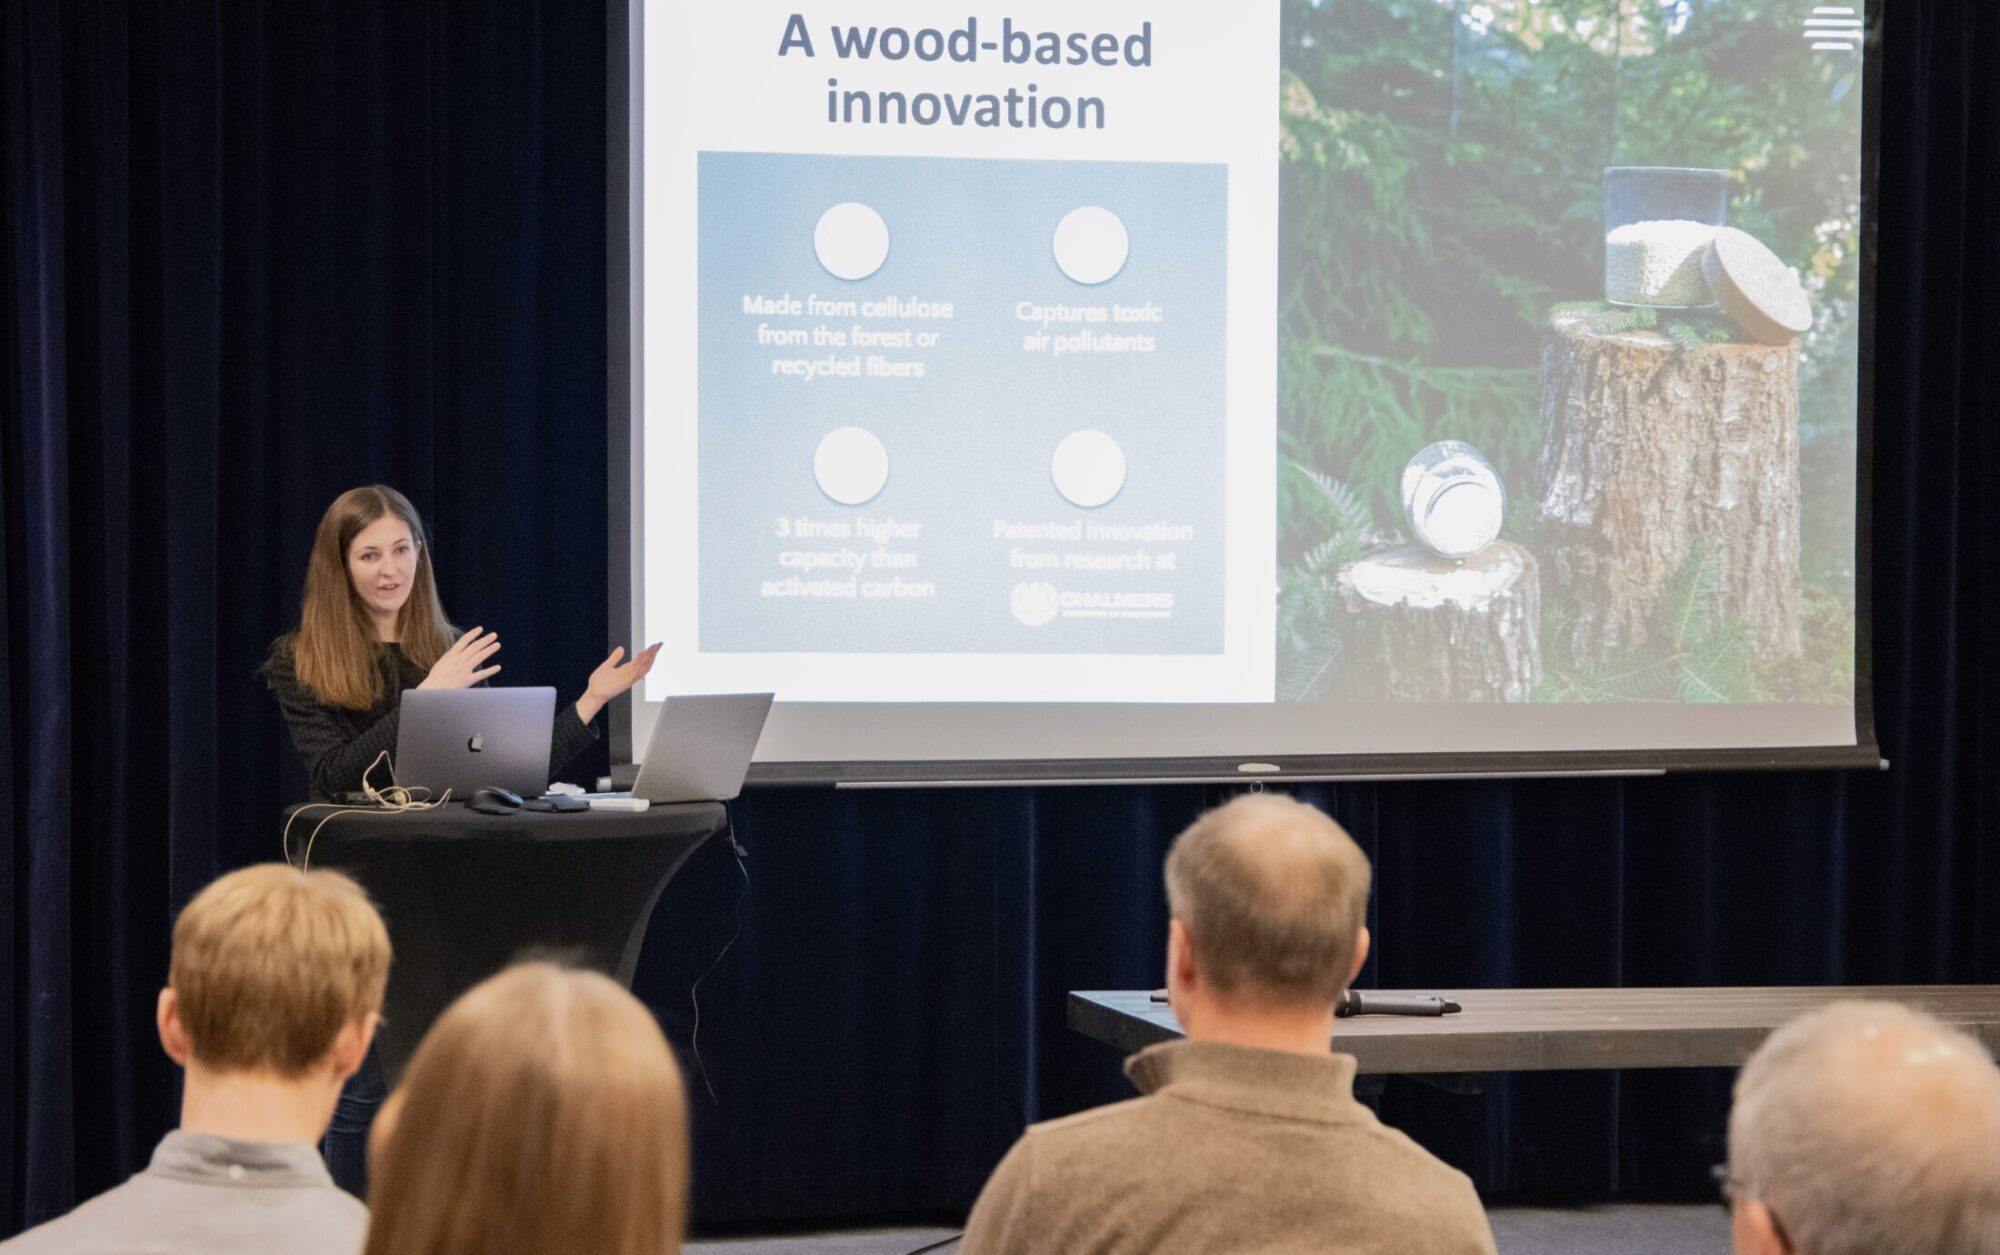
[589,692,775,808]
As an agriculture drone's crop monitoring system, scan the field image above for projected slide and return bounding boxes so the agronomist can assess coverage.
[634,0,1867,763]
[646,3,1277,704]
[696,152,1227,658]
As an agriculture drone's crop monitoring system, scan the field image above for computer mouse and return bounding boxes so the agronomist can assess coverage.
[467,786,525,814]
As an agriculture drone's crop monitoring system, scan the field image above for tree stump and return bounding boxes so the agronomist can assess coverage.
[1336,542,1541,702]
[1536,308,1801,665]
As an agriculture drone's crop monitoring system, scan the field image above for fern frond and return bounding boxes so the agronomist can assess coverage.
[1279,622,1344,702]
[1666,541,1721,650]
[1276,559,1353,702]
[1289,463,1376,539]
[1567,652,1685,701]
[1680,624,1754,703]
[1555,302,1660,336]
[1297,536,1341,576]
[1662,313,1736,351]
[1663,321,1708,351]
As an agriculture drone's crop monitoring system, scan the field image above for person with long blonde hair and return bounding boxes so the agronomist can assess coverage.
[363,963,689,1255]
[262,485,658,800]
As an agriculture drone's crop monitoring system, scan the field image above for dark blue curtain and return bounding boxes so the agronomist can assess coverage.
[1,0,611,1229]
[4,0,1996,1237]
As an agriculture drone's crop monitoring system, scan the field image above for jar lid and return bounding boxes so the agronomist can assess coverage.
[1701,227,1812,345]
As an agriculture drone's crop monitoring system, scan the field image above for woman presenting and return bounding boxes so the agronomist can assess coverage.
[264,484,657,799]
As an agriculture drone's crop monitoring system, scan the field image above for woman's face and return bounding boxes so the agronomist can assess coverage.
[347,514,419,623]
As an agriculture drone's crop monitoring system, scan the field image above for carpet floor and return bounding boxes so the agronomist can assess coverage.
[685,1203,1731,1254]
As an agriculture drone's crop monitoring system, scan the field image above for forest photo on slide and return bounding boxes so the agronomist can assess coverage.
[1275,0,1861,707]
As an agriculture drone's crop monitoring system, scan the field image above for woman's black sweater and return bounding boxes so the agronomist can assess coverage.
[262,637,597,800]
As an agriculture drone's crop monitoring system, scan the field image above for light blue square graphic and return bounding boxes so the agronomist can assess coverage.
[697,150,1226,654]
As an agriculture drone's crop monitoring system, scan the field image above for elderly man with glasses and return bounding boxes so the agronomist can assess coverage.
[1720,1000,2000,1255]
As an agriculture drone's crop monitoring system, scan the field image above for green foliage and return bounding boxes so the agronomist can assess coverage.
[1535,540,1764,703]
[1273,0,1863,701]
[1278,343,1537,561]
[1550,300,1739,349]
[1758,584,1857,703]
[1661,313,1739,351]
[1497,482,1541,547]
[1275,466,1385,701]
[1276,548,1351,704]
[1549,299,1659,335]
[1291,462,1378,541]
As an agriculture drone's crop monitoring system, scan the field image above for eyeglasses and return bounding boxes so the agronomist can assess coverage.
[1711,1164,1793,1250]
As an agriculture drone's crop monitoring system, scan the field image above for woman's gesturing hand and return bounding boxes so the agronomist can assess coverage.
[574,643,662,725]
[417,627,502,690]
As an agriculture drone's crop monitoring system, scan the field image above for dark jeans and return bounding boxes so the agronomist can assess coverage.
[323,1043,387,1198]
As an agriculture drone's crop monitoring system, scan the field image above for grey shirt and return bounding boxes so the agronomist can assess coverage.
[1,1131,366,1255]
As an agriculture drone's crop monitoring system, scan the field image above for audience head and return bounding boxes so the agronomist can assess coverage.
[364,962,688,1255]
[1726,1000,2000,1255]
[159,863,389,1086]
[294,484,456,708]
[1163,793,1372,1026]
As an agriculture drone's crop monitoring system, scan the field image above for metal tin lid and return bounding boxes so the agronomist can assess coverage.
[1702,227,1812,346]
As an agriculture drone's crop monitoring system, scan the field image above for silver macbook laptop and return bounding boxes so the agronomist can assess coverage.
[608,693,774,804]
[395,687,556,799]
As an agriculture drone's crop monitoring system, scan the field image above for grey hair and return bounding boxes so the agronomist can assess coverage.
[1727,1001,2000,1255]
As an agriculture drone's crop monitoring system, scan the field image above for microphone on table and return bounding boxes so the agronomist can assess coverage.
[1337,990,1461,1018]
[1147,989,1463,1017]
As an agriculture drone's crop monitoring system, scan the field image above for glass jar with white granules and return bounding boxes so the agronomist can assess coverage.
[1401,441,1505,560]
[1603,166,1729,308]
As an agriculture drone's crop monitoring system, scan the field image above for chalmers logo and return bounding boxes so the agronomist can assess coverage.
[1012,582,1175,625]
[1010,581,1060,627]
[1060,591,1174,611]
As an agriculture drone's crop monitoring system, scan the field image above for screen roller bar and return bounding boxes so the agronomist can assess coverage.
[744,747,1888,789]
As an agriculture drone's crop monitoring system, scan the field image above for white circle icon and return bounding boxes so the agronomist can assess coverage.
[813,427,889,506]
[1051,430,1127,508]
[1011,581,1060,627]
[813,202,890,282]
[1052,207,1129,285]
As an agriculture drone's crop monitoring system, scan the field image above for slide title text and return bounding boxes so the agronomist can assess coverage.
[777,14,1155,130]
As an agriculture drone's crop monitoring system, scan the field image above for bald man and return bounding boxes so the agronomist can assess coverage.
[962,794,1496,1255]
[1723,1001,2000,1255]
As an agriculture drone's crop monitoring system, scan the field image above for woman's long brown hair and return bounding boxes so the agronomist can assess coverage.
[363,963,689,1255]
[288,485,456,709]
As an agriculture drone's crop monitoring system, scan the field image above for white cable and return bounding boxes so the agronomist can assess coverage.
[281,751,451,871]
[689,825,749,1107]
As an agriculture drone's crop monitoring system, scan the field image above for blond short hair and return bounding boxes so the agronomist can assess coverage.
[169,864,390,1076]
[364,963,689,1255]
[1164,794,1372,1006]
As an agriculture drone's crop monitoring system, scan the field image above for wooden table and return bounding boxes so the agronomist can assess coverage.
[1070,987,2000,1075]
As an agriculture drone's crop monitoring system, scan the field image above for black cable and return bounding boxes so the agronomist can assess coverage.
[903,1235,962,1254]
[689,810,749,1106]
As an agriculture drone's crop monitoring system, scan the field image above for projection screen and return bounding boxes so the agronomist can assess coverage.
[610,0,1880,783]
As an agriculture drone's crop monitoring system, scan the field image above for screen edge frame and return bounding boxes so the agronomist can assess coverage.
[607,2,1885,785]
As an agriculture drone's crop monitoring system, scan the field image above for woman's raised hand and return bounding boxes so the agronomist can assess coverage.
[574,643,661,725]
[418,627,502,690]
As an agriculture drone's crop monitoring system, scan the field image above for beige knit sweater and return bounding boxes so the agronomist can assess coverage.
[962,1038,1498,1255]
